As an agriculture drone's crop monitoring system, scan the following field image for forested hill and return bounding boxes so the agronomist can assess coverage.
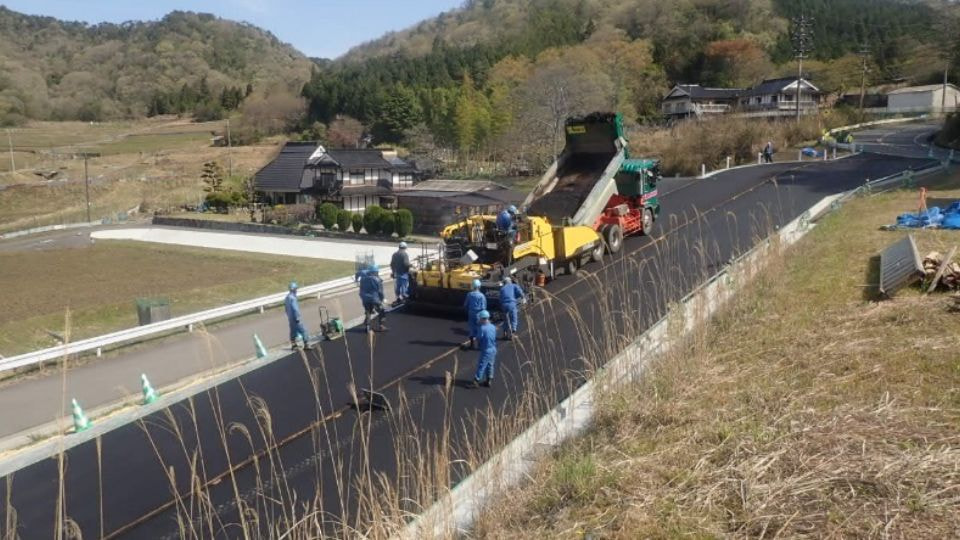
[303,0,953,157]
[0,8,313,124]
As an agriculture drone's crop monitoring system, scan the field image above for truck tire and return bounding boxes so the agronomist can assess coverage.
[641,209,655,236]
[603,224,623,254]
[590,241,604,263]
[565,258,578,276]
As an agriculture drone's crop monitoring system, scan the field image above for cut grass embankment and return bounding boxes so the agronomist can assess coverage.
[0,241,354,356]
[476,180,960,538]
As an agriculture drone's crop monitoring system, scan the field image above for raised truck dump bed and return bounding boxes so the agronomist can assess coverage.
[523,112,628,226]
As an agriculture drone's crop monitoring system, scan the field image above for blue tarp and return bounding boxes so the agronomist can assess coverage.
[893,201,960,230]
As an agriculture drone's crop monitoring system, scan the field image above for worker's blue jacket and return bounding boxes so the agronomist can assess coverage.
[477,322,497,353]
[284,292,301,322]
[499,282,524,308]
[359,273,385,304]
[464,289,487,315]
[496,210,514,232]
[354,267,369,282]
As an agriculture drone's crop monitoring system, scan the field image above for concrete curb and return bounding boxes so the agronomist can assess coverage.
[0,301,403,475]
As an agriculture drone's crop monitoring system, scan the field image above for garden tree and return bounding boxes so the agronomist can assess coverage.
[317,202,339,229]
[378,211,396,236]
[351,212,365,233]
[327,116,364,148]
[797,54,869,97]
[395,208,414,237]
[201,161,224,193]
[703,38,773,88]
[336,209,352,231]
[300,121,327,142]
[363,205,384,235]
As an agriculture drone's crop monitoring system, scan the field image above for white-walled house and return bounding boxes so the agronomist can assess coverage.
[887,84,960,113]
[254,143,416,211]
[737,77,820,115]
[661,85,742,119]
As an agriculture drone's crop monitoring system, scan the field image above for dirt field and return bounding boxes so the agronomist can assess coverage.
[0,117,281,233]
[0,241,354,356]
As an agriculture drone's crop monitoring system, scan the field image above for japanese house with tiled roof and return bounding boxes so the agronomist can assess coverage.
[253,143,417,211]
[662,77,821,119]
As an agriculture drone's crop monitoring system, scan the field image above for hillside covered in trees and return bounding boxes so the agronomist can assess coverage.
[304,0,957,166]
[0,8,313,125]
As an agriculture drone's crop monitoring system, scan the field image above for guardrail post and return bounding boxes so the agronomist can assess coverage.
[700,164,706,177]
[757,153,762,165]
[833,147,837,160]
[96,347,102,357]
[187,323,194,333]
[259,306,265,314]
[798,150,802,162]
[950,149,955,162]
[726,156,731,169]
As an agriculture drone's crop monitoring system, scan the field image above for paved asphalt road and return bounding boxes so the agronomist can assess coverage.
[0,126,947,538]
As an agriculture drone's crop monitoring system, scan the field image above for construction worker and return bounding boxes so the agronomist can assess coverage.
[284,282,311,349]
[462,279,486,350]
[496,205,518,235]
[359,265,387,332]
[469,310,497,388]
[390,241,412,306]
[499,277,525,340]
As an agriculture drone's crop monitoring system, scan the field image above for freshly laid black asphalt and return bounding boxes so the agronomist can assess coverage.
[0,149,941,539]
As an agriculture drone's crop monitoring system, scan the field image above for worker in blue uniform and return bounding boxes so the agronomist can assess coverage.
[499,277,525,340]
[496,205,518,234]
[284,282,311,349]
[462,279,487,350]
[359,265,387,332]
[390,241,412,305]
[469,310,497,388]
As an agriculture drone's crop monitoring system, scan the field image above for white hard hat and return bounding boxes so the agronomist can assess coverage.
[399,241,407,249]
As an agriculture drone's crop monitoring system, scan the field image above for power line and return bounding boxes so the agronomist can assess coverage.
[858,42,870,116]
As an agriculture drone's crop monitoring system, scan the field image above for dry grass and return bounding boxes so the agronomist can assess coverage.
[476,185,960,538]
[0,241,354,356]
[630,110,861,176]
[0,117,281,232]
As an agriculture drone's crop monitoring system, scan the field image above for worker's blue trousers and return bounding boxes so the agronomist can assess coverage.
[395,273,410,299]
[288,319,308,343]
[474,349,497,382]
[468,316,481,338]
[502,304,519,333]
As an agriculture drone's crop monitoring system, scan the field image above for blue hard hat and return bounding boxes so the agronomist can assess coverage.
[370,264,379,273]
[289,281,298,290]
[472,279,482,290]
[477,310,490,321]
[508,205,518,214]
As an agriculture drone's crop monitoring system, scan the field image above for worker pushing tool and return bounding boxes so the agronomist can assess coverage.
[462,279,487,350]
[284,282,311,349]
[496,205,518,235]
[359,265,387,332]
[390,241,412,306]
[499,277,525,340]
[469,310,497,388]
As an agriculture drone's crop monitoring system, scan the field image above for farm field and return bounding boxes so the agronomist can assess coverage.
[0,240,354,356]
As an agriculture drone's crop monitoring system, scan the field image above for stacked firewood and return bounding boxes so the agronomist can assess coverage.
[923,251,960,290]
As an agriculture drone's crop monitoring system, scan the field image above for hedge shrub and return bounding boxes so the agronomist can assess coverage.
[336,209,352,232]
[317,202,339,229]
[363,205,384,235]
[379,212,396,236]
[351,212,364,233]
[395,208,414,237]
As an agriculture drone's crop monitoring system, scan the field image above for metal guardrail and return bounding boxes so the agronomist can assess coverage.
[0,269,389,375]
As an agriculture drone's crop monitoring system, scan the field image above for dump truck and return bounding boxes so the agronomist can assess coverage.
[408,112,659,310]
[525,112,660,253]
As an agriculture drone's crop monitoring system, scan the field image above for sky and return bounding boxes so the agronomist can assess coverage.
[2,0,464,59]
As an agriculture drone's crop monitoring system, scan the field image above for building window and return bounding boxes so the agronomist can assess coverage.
[350,170,363,184]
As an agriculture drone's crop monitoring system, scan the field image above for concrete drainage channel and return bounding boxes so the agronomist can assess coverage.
[398,162,949,539]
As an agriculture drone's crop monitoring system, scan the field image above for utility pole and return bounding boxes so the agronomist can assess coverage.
[77,152,101,223]
[858,43,870,118]
[226,118,233,177]
[792,14,814,123]
[5,128,14,174]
